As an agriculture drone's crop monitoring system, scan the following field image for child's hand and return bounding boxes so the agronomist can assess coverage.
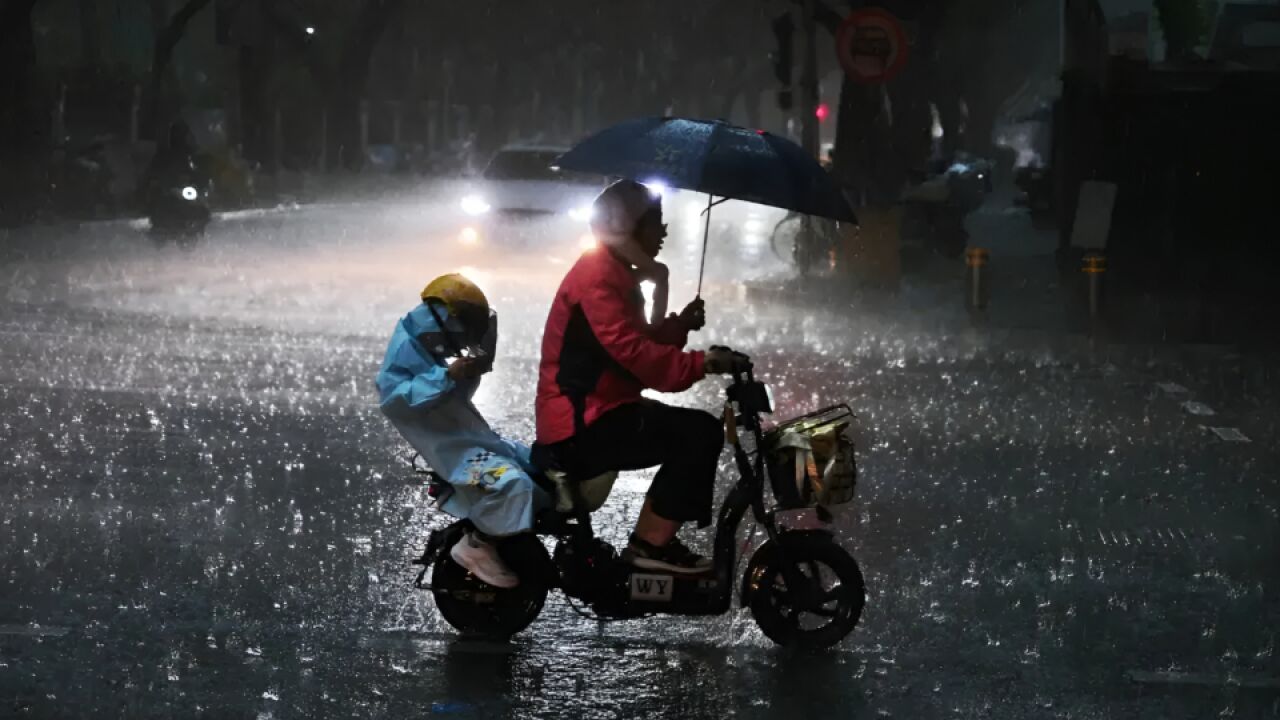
[447,357,487,381]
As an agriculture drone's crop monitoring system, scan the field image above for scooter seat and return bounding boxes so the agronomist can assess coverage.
[545,469,618,514]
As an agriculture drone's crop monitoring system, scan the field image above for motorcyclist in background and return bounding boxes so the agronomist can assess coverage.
[376,274,546,589]
[144,121,200,193]
[533,180,736,575]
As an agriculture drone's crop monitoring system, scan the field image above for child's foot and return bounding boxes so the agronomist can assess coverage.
[450,531,520,589]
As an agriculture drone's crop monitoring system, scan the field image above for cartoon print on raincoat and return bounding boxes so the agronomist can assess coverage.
[375,301,546,536]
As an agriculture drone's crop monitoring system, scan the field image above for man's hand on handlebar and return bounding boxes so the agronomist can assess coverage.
[703,346,750,375]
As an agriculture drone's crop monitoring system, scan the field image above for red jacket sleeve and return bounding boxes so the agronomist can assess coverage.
[580,274,705,393]
[648,314,690,347]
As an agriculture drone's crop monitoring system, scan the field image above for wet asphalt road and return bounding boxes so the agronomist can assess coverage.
[1,183,1278,718]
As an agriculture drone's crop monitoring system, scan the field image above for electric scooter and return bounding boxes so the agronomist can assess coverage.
[411,348,866,649]
[147,159,211,245]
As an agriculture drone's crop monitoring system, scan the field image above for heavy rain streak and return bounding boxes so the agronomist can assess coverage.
[1,1,1277,718]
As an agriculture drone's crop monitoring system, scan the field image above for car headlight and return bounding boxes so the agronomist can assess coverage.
[567,204,593,223]
[460,194,491,216]
[181,186,198,201]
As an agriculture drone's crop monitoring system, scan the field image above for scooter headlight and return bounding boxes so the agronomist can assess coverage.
[181,186,198,201]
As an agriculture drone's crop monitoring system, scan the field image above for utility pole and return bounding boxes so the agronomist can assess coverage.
[799,0,820,158]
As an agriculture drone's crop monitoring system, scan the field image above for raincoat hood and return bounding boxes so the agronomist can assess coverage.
[589,179,661,244]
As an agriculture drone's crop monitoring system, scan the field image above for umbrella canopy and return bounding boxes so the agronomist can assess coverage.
[555,117,857,224]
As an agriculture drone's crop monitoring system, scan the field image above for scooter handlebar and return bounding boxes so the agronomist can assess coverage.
[709,345,753,375]
[713,346,771,416]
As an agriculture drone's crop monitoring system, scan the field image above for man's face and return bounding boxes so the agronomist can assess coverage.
[634,207,668,259]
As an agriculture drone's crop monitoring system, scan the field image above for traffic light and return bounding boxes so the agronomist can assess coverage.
[815,103,830,122]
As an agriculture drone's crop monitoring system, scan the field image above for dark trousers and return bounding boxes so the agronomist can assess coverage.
[538,401,724,528]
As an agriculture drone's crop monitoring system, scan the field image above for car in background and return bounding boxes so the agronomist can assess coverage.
[456,145,606,249]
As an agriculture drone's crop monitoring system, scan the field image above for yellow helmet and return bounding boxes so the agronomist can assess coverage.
[421,273,489,328]
[421,273,487,312]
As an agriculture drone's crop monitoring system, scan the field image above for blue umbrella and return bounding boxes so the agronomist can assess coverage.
[554,116,856,292]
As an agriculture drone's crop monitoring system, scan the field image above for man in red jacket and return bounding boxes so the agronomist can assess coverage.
[535,179,734,574]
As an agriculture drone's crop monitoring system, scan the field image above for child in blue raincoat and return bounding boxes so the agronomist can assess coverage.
[376,273,544,589]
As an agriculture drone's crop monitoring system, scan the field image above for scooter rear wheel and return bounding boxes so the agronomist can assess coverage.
[431,534,550,639]
[744,531,865,650]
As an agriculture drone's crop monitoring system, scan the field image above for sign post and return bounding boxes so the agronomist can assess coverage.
[835,7,911,85]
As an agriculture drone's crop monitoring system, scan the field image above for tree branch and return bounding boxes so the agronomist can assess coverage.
[164,0,212,46]
[153,0,213,82]
[150,0,213,127]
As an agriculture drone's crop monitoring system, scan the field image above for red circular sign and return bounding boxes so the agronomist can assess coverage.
[835,7,910,85]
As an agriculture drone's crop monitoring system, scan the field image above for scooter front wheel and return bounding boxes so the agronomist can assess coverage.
[743,531,865,650]
[431,533,549,639]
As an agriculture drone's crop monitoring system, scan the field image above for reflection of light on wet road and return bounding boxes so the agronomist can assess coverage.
[2,184,1273,718]
[22,163,1280,720]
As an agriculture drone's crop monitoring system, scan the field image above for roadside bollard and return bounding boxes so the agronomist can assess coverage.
[1082,251,1106,321]
[965,247,990,311]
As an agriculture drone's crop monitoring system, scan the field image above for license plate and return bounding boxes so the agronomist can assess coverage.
[629,573,675,601]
